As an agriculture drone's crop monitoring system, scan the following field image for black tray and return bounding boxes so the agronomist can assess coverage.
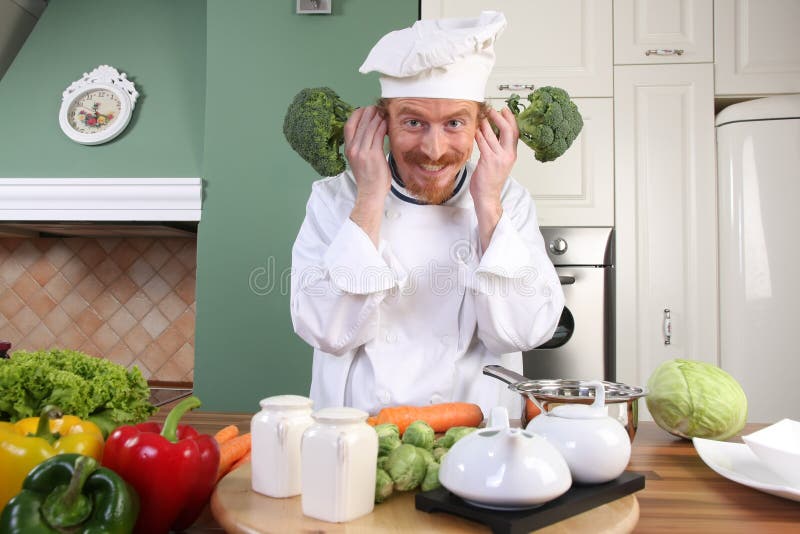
[415,471,645,534]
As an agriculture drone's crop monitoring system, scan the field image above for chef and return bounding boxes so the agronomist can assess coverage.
[290,11,564,419]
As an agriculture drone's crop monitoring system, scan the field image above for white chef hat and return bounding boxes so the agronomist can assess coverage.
[358,11,506,102]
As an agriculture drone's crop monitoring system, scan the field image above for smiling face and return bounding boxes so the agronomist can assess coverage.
[384,98,480,205]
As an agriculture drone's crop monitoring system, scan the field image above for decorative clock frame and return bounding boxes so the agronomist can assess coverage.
[58,65,139,145]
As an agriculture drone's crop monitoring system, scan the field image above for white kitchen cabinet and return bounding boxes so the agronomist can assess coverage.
[485,97,614,227]
[421,0,613,97]
[613,64,718,417]
[715,0,800,95]
[613,0,713,64]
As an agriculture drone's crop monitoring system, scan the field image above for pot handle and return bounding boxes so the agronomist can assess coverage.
[482,365,529,387]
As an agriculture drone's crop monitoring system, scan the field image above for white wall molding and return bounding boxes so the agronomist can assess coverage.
[0,178,202,221]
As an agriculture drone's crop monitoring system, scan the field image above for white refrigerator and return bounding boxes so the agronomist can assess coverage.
[717,94,800,423]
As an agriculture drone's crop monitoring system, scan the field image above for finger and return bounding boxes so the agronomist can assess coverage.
[491,107,519,152]
[344,107,367,144]
[477,118,501,154]
[370,116,387,150]
[500,107,520,147]
[475,127,490,155]
[349,106,378,148]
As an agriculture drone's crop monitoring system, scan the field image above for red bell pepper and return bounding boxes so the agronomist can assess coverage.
[101,396,220,534]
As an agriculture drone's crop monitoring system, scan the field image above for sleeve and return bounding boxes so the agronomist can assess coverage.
[467,180,565,354]
[290,184,408,355]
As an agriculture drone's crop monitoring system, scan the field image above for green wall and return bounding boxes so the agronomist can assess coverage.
[196,1,419,412]
[0,0,206,177]
[0,0,419,412]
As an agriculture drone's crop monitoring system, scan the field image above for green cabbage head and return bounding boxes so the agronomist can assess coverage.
[646,359,747,441]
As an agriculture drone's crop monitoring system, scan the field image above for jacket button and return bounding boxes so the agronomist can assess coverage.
[386,331,398,343]
[385,209,400,220]
[430,393,444,404]
[378,390,391,404]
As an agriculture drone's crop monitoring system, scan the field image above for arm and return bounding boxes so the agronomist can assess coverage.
[471,107,518,252]
[344,106,391,246]
[290,185,407,355]
[470,178,565,354]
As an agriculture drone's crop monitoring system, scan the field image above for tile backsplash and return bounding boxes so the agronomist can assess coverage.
[0,237,196,382]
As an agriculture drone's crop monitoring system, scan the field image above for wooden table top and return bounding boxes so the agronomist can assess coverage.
[153,409,800,532]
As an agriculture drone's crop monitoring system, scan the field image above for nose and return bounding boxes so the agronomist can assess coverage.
[420,128,446,161]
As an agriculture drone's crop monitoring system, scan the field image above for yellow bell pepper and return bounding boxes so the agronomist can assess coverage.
[0,405,104,511]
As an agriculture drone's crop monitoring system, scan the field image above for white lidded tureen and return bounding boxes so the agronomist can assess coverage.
[526,381,631,484]
[439,406,571,510]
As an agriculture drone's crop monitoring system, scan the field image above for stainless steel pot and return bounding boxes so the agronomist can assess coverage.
[483,365,648,442]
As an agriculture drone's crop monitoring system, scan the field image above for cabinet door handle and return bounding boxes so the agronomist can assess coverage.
[663,308,672,345]
[645,49,684,56]
[498,83,535,91]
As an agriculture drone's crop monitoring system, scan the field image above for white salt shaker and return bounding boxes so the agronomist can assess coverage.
[251,394,313,498]
[301,407,377,523]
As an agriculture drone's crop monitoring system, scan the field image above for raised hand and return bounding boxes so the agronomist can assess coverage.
[471,107,520,250]
[344,106,390,246]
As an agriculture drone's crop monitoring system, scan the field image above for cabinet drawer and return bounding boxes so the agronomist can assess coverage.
[613,0,713,64]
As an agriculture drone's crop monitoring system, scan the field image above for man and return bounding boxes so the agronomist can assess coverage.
[290,12,564,418]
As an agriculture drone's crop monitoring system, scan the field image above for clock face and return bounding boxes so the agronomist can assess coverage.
[67,89,123,134]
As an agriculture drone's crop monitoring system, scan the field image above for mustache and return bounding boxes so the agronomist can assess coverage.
[402,148,466,167]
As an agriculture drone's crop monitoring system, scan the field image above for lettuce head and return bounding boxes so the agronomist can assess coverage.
[646,359,747,441]
[0,349,156,436]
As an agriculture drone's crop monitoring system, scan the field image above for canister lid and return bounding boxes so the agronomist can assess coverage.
[259,395,313,410]
[312,407,369,424]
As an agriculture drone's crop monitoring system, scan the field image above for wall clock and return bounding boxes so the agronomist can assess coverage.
[58,65,139,145]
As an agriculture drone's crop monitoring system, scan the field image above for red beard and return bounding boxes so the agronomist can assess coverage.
[400,148,466,205]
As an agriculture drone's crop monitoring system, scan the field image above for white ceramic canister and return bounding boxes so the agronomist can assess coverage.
[251,394,314,497]
[301,407,378,523]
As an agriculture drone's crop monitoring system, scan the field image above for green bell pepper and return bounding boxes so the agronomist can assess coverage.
[0,453,137,534]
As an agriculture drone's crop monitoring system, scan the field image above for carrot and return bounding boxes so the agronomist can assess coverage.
[367,416,378,426]
[372,402,484,435]
[216,432,251,482]
[214,424,239,445]
[230,451,251,472]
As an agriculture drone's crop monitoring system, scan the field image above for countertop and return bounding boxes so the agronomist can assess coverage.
[149,409,800,532]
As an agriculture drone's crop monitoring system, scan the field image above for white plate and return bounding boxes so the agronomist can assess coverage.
[693,437,800,502]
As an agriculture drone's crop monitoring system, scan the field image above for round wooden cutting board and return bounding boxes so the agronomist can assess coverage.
[211,464,639,533]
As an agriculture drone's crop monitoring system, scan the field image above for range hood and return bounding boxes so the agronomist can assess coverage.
[0,177,202,237]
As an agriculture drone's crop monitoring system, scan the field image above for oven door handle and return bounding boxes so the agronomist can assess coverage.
[558,275,576,285]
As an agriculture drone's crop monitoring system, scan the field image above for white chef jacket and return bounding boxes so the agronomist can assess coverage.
[290,159,564,419]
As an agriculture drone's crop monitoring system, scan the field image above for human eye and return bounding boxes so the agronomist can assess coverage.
[447,119,464,128]
[405,119,422,128]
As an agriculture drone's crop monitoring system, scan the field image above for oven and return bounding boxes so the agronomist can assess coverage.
[523,227,615,381]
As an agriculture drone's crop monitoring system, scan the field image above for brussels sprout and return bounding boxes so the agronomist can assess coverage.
[384,444,427,491]
[646,358,748,441]
[402,420,435,450]
[432,446,449,462]
[434,426,476,449]
[377,455,388,470]
[375,423,402,456]
[416,446,435,466]
[375,468,394,503]
[375,423,400,440]
[421,461,441,492]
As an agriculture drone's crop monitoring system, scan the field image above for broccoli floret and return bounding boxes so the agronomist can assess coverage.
[282,87,355,177]
[506,86,583,162]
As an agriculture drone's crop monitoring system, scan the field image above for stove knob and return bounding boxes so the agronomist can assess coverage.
[549,237,568,255]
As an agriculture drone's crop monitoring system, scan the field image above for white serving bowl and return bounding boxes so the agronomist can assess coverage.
[742,418,800,488]
[439,406,572,510]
